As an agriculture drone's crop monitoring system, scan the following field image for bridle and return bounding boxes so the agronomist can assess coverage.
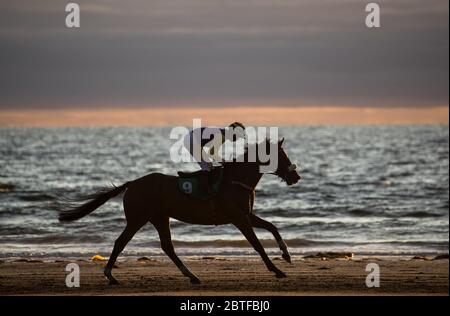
[227,143,297,191]
[231,180,255,193]
[288,164,298,172]
[273,146,297,180]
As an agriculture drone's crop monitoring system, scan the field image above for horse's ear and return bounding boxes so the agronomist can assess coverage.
[278,137,285,147]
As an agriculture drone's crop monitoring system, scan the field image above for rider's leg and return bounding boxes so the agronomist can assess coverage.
[187,136,213,195]
[198,158,212,196]
[198,160,212,172]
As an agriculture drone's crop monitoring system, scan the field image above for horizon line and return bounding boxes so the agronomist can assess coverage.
[0,106,448,127]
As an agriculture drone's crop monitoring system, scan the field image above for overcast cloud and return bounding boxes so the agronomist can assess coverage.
[0,0,448,109]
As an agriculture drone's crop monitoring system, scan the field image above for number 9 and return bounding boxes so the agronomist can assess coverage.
[182,181,193,194]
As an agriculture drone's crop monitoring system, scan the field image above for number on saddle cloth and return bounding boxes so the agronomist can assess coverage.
[177,167,223,199]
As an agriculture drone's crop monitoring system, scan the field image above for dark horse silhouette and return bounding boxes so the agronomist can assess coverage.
[59,138,301,284]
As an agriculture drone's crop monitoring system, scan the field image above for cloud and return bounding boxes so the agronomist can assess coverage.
[0,0,448,109]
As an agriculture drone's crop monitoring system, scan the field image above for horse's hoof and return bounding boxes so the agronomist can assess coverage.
[275,271,287,278]
[190,277,201,284]
[104,272,119,285]
[109,279,120,285]
[282,253,292,264]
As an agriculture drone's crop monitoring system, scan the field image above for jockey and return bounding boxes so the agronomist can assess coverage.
[183,122,246,194]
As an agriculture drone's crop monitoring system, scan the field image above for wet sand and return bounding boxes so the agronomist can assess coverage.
[0,256,448,295]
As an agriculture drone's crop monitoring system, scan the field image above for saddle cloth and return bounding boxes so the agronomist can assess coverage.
[177,167,223,199]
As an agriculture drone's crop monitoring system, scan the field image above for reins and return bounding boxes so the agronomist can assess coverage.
[231,180,255,193]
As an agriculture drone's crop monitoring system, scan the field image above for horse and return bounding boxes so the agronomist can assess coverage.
[59,138,301,284]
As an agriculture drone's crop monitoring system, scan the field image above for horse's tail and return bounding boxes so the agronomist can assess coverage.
[58,182,131,222]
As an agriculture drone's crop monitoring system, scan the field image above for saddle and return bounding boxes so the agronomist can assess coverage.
[178,167,223,200]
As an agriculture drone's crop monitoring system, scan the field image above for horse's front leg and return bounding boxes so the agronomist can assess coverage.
[233,216,286,278]
[249,213,291,263]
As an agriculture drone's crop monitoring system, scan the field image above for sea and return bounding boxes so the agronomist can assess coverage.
[0,125,448,259]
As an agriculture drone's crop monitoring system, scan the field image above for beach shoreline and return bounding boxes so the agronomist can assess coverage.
[0,255,447,296]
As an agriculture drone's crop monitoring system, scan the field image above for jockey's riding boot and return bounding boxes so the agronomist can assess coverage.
[199,170,212,197]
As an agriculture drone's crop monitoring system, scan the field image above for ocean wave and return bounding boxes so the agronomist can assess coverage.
[17,193,56,202]
[1,237,446,250]
[0,226,47,235]
[160,238,339,248]
[0,234,106,244]
[322,182,349,188]
[386,171,414,178]
[347,209,375,217]
[256,207,332,218]
[397,211,445,218]
[346,209,445,218]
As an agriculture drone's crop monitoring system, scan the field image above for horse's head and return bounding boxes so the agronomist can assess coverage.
[230,137,301,186]
[273,138,301,186]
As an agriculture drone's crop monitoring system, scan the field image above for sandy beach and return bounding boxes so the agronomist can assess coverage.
[0,256,447,296]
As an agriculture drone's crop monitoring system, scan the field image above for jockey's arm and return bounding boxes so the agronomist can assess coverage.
[201,147,213,163]
[208,146,222,162]
[208,134,225,162]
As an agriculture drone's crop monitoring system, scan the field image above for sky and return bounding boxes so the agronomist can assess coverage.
[0,0,448,125]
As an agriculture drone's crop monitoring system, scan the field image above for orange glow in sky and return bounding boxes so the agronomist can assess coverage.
[0,106,447,127]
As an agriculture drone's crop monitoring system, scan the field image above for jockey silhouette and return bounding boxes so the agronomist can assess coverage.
[183,122,246,194]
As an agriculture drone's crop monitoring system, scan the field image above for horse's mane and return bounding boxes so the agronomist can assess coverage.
[222,138,275,167]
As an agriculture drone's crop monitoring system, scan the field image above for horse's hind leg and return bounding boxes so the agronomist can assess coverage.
[152,217,201,284]
[104,222,144,285]
[249,214,291,263]
[234,216,286,278]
